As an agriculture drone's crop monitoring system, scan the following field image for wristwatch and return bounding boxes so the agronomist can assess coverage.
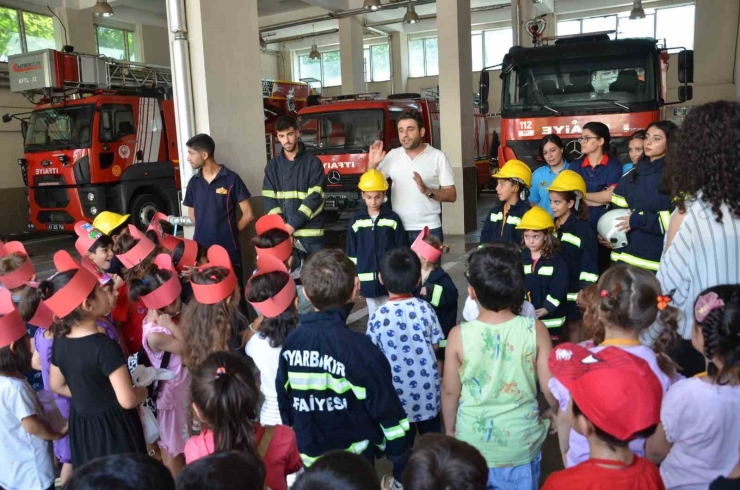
[427,190,436,199]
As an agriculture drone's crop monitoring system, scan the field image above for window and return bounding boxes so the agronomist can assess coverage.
[363,44,391,83]
[412,27,512,77]
[25,105,95,151]
[296,50,342,87]
[0,7,55,62]
[557,3,695,50]
[298,109,385,152]
[483,28,513,69]
[409,37,438,77]
[95,25,135,61]
[100,104,135,143]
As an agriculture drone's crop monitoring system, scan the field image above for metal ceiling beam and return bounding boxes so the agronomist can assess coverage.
[265,28,340,44]
[365,3,509,28]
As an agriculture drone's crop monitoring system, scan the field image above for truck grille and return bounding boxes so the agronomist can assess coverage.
[34,175,70,208]
[326,173,361,191]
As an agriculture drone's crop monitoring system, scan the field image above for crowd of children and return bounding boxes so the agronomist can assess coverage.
[1,119,740,490]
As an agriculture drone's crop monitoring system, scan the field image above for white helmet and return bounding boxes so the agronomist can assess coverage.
[597,208,631,249]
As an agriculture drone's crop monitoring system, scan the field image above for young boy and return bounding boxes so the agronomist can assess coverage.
[369,247,443,448]
[346,169,406,316]
[480,159,532,245]
[74,221,116,277]
[93,211,130,276]
[542,343,665,490]
[277,249,410,488]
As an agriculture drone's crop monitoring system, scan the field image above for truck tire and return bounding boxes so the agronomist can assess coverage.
[130,193,166,229]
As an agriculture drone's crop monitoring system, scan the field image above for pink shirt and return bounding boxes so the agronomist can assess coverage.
[660,377,740,489]
[142,322,189,411]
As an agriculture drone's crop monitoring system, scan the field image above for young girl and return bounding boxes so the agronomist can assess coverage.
[0,289,66,490]
[517,206,569,338]
[45,252,147,467]
[128,254,190,477]
[626,130,646,173]
[185,351,303,490]
[245,254,297,426]
[480,159,532,245]
[442,245,556,489]
[411,228,458,367]
[548,170,598,342]
[552,264,680,469]
[647,285,740,489]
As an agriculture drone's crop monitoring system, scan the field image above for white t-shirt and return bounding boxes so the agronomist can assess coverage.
[245,333,282,425]
[378,144,455,231]
[0,375,55,490]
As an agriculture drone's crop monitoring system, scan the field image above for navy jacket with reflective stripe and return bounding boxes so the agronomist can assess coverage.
[276,306,409,462]
[414,267,458,337]
[557,212,599,292]
[346,205,406,298]
[521,248,569,328]
[480,199,530,245]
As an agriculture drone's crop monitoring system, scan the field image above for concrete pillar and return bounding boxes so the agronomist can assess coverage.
[437,0,476,235]
[391,32,409,94]
[338,16,365,94]
[184,0,266,271]
[53,7,97,54]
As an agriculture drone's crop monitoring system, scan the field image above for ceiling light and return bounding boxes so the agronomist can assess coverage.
[364,0,382,11]
[629,0,645,19]
[93,0,114,18]
[403,2,420,24]
[309,43,321,60]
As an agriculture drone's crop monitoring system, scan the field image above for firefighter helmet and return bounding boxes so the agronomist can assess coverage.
[493,159,532,188]
[547,169,587,198]
[93,211,130,236]
[358,169,389,192]
[517,206,555,231]
[597,208,631,249]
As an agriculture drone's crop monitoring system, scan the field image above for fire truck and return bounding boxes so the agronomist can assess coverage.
[479,33,694,169]
[297,93,492,217]
[4,48,308,232]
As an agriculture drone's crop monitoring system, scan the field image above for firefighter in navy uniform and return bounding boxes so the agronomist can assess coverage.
[263,115,326,257]
[480,159,532,245]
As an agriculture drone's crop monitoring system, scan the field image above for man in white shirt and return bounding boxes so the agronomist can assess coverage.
[367,111,457,244]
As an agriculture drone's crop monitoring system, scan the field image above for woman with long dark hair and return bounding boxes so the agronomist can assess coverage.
[529,134,570,216]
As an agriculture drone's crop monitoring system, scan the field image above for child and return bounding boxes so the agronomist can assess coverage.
[245,254,297,426]
[181,245,247,369]
[347,169,406,316]
[65,453,175,490]
[442,245,556,489]
[45,251,147,467]
[411,228,458,367]
[292,451,380,490]
[542,343,665,490]
[646,286,740,489]
[74,220,116,277]
[517,206,569,338]
[177,450,265,490]
[0,288,66,490]
[627,130,646,172]
[403,434,488,490]
[185,351,303,490]
[548,170,598,342]
[553,264,679,469]
[277,248,410,486]
[92,211,131,276]
[129,254,190,477]
[480,159,532,245]
[368,247,443,445]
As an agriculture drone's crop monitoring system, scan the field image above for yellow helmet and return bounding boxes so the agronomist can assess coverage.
[93,211,130,235]
[517,206,555,231]
[358,169,389,192]
[493,159,532,188]
[547,169,587,198]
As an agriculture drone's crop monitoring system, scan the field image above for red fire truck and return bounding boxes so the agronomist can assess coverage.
[479,33,694,169]
[4,48,308,232]
[297,93,492,217]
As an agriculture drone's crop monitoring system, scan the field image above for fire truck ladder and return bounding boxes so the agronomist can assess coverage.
[70,54,172,93]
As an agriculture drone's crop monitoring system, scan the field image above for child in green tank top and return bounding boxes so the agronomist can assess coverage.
[442,243,558,490]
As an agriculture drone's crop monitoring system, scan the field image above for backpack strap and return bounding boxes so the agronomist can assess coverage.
[150,350,172,402]
[257,425,275,459]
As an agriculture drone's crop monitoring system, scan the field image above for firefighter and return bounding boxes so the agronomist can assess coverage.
[547,170,598,342]
[610,120,677,273]
[516,206,569,338]
[480,159,532,245]
[263,115,326,257]
[346,169,406,316]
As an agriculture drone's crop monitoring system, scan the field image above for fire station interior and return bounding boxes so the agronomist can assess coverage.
[0,0,739,482]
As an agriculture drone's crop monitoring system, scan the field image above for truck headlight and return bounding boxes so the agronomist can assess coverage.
[90,206,98,215]
[87,192,95,202]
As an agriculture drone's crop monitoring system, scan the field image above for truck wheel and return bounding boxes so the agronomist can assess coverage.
[130,193,166,229]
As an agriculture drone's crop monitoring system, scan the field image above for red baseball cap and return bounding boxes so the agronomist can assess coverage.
[548,343,662,441]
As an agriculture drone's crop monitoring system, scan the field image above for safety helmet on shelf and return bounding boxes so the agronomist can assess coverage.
[92,211,130,236]
[358,169,389,192]
[547,169,587,199]
[597,208,631,249]
[493,159,532,188]
[517,206,556,231]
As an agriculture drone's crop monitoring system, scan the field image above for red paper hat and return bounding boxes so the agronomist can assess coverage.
[141,254,183,311]
[45,251,99,319]
[254,215,293,262]
[74,221,104,257]
[411,227,442,263]
[166,236,199,272]
[162,234,182,252]
[247,254,296,318]
[146,212,170,246]
[548,343,662,441]
[191,245,237,305]
[117,225,156,269]
[0,288,27,348]
[79,256,112,286]
[0,241,36,290]
[28,299,54,330]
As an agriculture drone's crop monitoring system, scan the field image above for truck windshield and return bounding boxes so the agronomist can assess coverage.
[298,109,384,154]
[24,105,95,152]
[502,51,657,117]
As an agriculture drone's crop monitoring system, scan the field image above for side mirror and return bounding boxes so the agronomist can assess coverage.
[678,50,694,84]
[21,120,28,140]
[479,70,490,105]
[678,85,693,102]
